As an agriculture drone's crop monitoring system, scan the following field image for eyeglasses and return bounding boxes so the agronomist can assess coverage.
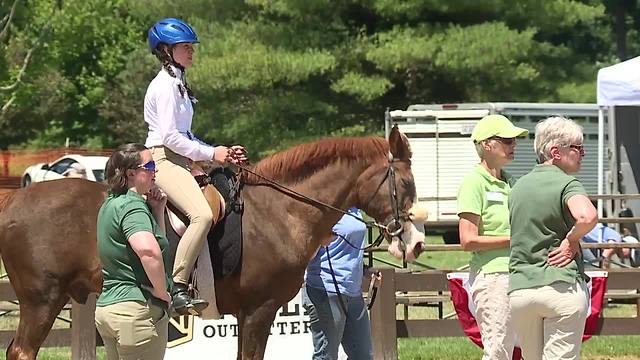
[568,144,585,155]
[137,161,156,172]
[488,137,516,145]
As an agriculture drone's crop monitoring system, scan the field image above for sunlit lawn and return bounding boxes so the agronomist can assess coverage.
[398,335,640,360]
[366,235,470,270]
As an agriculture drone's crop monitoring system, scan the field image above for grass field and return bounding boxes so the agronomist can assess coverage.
[1,336,638,360]
[367,235,471,270]
[1,237,640,359]
[398,336,640,360]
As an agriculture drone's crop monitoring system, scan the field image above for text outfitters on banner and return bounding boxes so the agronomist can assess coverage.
[164,290,349,359]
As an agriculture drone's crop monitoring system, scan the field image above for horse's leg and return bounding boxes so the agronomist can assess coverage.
[240,302,278,360]
[6,295,69,360]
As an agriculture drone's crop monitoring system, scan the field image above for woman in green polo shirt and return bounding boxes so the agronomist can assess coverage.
[95,143,172,360]
[508,116,597,360]
[457,114,527,360]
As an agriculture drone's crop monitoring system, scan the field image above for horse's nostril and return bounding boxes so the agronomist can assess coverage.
[414,242,424,257]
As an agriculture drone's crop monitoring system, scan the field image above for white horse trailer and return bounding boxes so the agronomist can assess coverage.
[386,103,606,244]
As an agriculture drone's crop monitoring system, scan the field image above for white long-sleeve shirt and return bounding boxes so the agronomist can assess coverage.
[144,66,215,161]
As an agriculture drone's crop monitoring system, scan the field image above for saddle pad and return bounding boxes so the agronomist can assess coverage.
[207,208,242,278]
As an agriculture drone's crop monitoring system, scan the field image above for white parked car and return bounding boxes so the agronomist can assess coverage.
[21,154,108,187]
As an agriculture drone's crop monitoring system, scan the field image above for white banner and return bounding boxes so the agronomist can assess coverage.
[164,290,348,359]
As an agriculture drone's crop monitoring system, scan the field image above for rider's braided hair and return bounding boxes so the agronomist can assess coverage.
[154,44,195,102]
[105,143,148,195]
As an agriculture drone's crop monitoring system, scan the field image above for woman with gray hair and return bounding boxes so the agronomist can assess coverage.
[456,114,527,360]
[508,116,597,359]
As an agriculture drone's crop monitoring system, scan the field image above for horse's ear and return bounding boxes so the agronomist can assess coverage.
[389,125,412,161]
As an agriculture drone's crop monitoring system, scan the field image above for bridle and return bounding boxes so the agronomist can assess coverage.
[361,155,412,251]
[232,156,411,250]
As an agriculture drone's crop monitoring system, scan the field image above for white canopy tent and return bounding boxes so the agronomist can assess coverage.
[597,56,640,107]
[596,56,640,217]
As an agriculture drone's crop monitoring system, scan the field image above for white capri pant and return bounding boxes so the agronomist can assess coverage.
[509,281,588,360]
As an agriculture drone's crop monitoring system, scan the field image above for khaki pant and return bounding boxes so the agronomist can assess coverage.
[469,271,516,360]
[95,301,168,360]
[509,281,588,360]
[151,146,216,285]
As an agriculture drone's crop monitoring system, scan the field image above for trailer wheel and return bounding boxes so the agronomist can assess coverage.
[443,231,460,244]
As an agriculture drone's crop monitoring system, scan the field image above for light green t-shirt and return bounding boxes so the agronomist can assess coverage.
[96,190,171,308]
[508,165,588,293]
[457,164,515,273]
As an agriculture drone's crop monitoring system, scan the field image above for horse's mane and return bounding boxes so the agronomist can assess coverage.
[251,136,388,183]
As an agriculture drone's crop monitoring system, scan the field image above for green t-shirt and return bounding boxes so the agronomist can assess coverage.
[96,190,171,307]
[508,165,588,293]
[457,164,515,273]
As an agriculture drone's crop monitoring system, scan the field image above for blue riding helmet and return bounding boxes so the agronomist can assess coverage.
[148,18,199,51]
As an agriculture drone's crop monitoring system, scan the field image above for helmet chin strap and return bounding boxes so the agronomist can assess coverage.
[155,45,185,73]
[172,58,185,73]
[167,46,185,72]
[157,45,191,100]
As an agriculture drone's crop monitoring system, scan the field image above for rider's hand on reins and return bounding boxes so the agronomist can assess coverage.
[230,145,248,164]
[227,145,248,165]
[214,145,248,165]
[213,145,232,164]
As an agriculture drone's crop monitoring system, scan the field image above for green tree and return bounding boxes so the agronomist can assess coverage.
[0,0,146,149]
[0,0,629,158]
[133,0,610,157]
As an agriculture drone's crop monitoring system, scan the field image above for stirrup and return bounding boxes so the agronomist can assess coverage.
[171,298,209,317]
[187,299,209,316]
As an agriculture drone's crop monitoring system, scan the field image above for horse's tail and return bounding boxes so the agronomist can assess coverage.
[0,191,16,254]
[0,190,15,214]
[6,337,15,359]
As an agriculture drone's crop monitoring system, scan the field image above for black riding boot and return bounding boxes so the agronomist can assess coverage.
[171,282,209,316]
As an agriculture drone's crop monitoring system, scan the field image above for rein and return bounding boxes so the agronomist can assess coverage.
[232,162,402,314]
[233,162,405,249]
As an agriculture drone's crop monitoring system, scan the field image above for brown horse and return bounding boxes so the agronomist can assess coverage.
[0,126,424,360]
[0,180,106,360]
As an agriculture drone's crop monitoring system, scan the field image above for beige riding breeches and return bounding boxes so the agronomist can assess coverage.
[150,146,219,285]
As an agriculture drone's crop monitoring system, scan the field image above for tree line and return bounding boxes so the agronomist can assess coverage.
[1,0,638,158]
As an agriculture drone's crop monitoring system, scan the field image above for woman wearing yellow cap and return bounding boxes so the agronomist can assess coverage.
[456,114,528,360]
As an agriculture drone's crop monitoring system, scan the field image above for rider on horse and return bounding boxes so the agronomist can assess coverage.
[145,18,247,315]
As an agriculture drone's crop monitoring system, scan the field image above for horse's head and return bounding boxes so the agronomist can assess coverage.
[356,125,427,262]
[248,128,426,261]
